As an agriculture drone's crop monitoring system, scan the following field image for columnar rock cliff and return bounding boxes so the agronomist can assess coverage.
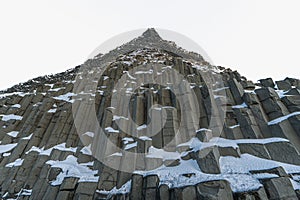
[0,29,300,200]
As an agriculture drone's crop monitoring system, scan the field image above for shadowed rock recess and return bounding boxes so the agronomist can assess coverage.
[0,29,300,200]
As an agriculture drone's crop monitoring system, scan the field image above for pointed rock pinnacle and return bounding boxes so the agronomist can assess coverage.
[141,28,162,40]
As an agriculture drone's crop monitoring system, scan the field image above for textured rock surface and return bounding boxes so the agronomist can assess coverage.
[196,180,234,200]
[262,177,298,199]
[0,29,300,199]
[196,146,221,174]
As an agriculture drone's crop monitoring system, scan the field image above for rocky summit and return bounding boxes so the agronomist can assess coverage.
[0,28,300,200]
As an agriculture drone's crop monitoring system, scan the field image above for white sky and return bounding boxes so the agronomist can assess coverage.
[0,0,299,90]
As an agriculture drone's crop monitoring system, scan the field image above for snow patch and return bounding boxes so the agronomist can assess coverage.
[26,143,77,156]
[53,93,77,103]
[22,133,33,140]
[80,144,92,155]
[0,143,18,154]
[105,127,119,133]
[113,115,129,121]
[16,189,32,197]
[5,158,24,168]
[147,146,180,160]
[122,137,134,145]
[137,124,147,131]
[11,104,21,108]
[123,71,136,80]
[229,124,240,129]
[268,112,300,125]
[49,87,65,92]
[83,132,95,138]
[6,131,19,138]
[46,155,99,186]
[139,136,152,141]
[235,137,289,144]
[178,137,288,152]
[0,114,23,121]
[213,87,229,92]
[48,108,57,113]
[0,92,29,99]
[135,70,153,75]
[3,152,11,157]
[124,142,137,150]
[97,180,132,196]
[134,154,300,193]
[232,103,248,109]
[276,90,290,98]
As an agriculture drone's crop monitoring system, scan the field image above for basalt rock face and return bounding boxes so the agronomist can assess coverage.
[0,29,300,200]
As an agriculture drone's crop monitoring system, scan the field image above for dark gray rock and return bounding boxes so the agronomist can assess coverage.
[56,191,74,200]
[97,165,119,191]
[143,175,159,200]
[269,118,298,139]
[282,95,300,106]
[255,87,279,101]
[159,184,169,200]
[196,146,221,174]
[170,188,183,200]
[260,98,289,117]
[109,193,129,200]
[143,188,157,200]
[234,108,262,139]
[264,141,300,165]
[163,159,180,167]
[249,166,289,177]
[238,143,271,159]
[181,151,196,161]
[42,185,59,200]
[285,88,300,96]
[1,30,300,200]
[144,175,159,189]
[248,104,272,138]
[289,115,300,136]
[282,95,300,112]
[60,177,79,191]
[130,174,143,200]
[47,167,62,182]
[296,189,300,199]
[228,78,245,104]
[75,182,97,196]
[284,77,300,87]
[182,185,197,200]
[242,93,259,106]
[241,80,256,90]
[234,187,268,200]
[136,137,152,154]
[196,129,213,142]
[276,80,292,91]
[262,177,297,200]
[259,78,275,88]
[218,146,241,158]
[196,180,233,200]
[145,157,163,170]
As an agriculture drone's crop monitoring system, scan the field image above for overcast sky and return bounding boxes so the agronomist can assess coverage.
[0,0,299,90]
